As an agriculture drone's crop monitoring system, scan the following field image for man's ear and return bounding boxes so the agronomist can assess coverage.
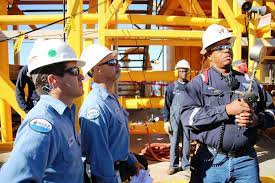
[47,74,58,85]
[93,66,101,74]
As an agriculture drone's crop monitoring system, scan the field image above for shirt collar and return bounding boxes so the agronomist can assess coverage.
[91,82,110,100]
[40,95,73,115]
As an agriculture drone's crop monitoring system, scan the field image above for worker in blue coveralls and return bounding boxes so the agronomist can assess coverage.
[0,39,86,183]
[16,65,40,113]
[179,24,275,183]
[163,59,191,176]
[79,44,148,183]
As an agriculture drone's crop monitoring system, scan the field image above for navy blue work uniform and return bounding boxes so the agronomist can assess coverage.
[15,65,40,113]
[164,80,190,170]
[0,95,83,183]
[180,67,275,182]
[79,82,138,183]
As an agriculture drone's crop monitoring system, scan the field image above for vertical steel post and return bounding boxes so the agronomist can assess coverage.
[0,0,13,142]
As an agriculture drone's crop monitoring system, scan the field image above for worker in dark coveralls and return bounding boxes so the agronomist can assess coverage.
[179,24,275,182]
[15,65,40,113]
[163,59,191,176]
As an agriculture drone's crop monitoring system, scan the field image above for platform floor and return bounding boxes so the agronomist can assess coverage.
[0,133,274,182]
[130,133,275,182]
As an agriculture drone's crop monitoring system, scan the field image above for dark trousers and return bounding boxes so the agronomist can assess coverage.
[85,153,148,183]
[169,108,190,169]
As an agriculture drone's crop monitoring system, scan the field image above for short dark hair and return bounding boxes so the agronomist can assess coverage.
[30,62,67,95]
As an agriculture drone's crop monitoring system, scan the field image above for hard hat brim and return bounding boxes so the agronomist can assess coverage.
[82,50,118,82]
[27,59,86,76]
[200,36,235,55]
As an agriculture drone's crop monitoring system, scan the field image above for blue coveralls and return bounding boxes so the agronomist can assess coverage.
[79,82,138,183]
[0,95,83,183]
[164,80,190,170]
[15,65,40,113]
[170,81,190,170]
[180,67,275,183]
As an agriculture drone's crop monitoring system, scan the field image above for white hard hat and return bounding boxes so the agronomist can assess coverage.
[200,24,235,55]
[80,44,117,81]
[27,39,85,75]
[175,59,190,69]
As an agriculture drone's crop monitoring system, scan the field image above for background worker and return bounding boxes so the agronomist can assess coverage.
[163,59,191,175]
[0,39,85,183]
[79,44,148,183]
[180,24,275,182]
[15,64,39,113]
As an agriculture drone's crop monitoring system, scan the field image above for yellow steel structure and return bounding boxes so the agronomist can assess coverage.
[0,0,13,143]
[118,97,164,109]
[0,0,274,149]
[67,0,83,132]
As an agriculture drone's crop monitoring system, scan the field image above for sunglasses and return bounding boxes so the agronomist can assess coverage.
[98,59,119,67]
[64,67,80,76]
[211,44,232,52]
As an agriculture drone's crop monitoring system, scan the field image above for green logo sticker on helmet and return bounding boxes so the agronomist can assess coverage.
[48,49,57,58]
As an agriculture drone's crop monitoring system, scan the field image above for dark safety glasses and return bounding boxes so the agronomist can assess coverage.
[99,59,119,67]
[178,68,189,73]
[64,67,80,76]
[211,44,232,52]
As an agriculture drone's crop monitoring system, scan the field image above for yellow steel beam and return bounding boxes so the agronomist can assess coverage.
[116,39,202,46]
[0,142,13,151]
[191,0,206,17]
[178,0,197,17]
[119,70,177,82]
[118,97,164,109]
[0,14,64,24]
[8,4,37,30]
[119,0,132,14]
[67,0,83,56]
[105,29,203,39]
[67,0,83,133]
[98,14,229,27]
[0,74,26,119]
[98,0,107,45]
[0,14,230,28]
[218,0,238,29]
[177,0,202,30]
[232,0,243,63]
[83,0,97,99]
[266,1,275,16]
[104,0,123,27]
[212,0,219,18]
[129,121,165,134]
[0,0,13,143]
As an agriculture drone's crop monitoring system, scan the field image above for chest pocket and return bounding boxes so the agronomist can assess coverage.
[63,137,79,163]
[202,87,224,106]
[112,107,127,125]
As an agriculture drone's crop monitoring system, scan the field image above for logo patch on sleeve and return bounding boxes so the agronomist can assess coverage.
[87,109,100,120]
[29,119,52,133]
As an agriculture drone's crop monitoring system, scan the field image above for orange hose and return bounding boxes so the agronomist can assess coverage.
[140,122,170,162]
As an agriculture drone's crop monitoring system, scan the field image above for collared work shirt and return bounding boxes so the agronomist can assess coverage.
[0,95,83,183]
[79,82,137,183]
